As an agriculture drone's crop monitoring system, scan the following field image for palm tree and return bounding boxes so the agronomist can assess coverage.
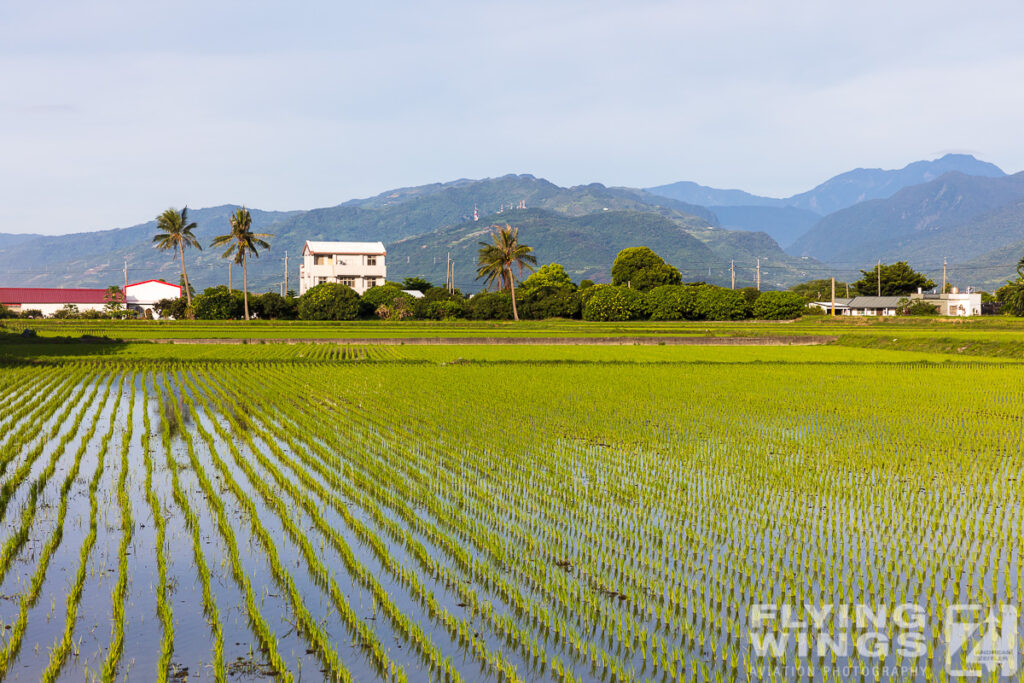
[476,224,537,321]
[210,207,272,321]
[153,207,202,313]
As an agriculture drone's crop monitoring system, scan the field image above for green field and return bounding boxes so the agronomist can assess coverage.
[0,324,1021,681]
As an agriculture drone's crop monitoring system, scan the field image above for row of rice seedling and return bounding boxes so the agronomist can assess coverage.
[40,373,124,680]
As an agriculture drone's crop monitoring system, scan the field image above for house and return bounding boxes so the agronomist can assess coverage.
[299,241,386,295]
[808,298,853,314]
[810,289,984,317]
[125,280,182,316]
[841,296,904,316]
[0,287,116,316]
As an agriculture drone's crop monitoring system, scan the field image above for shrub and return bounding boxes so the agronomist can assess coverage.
[360,285,413,318]
[413,287,466,319]
[751,291,807,320]
[519,286,581,320]
[469,292,513,320]
[583,286,648,321]
[154,297,189,320]
[695,286,750,320]
[297,283,360,321]
[252,292,298,320]
[422,299,468,320]
[898,299,940,316]
[194,286,245,320]
[21,309,43,319]
[0,304,14,319]
[578,279,595,290]
[645,285,700,321]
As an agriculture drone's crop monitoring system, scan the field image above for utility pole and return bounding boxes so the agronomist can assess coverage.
[831,277,836,317]
[756,258,761,291]
[942,258,947,293]
[284,251,289,295]
[730,260,735,290]
[877,259,881,297]
[123,259,128,294]
[845,282,849,298]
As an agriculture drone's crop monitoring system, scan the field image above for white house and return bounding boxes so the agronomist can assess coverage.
[125,280,182,315]
[299,241,386,295]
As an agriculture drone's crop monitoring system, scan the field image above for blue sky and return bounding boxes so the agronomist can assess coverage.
[2,0,1023,235]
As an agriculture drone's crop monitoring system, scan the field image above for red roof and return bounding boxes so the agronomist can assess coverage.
[0,288,112,305]
[126,280,181,291]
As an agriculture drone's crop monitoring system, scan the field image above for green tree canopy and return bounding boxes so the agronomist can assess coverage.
[852,262,935,296]
[610,247,681,291]
[400,277,433,293]
[751,291,807,320]
[521,263,575,291]
[582,286,648,321]
[297,283,360,320]
[789,279,850,301]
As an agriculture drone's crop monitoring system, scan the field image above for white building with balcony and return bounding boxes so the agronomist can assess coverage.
[299,241,387,295]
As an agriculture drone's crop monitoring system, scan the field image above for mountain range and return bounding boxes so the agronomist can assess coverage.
[1,153,1022,295]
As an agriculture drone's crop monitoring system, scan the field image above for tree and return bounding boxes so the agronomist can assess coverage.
[104,286,128,319]
[400,277,432,293]
[995,256,1024,316]
[297,283,360,320]
[153,207,202,314]
[521,263,575,291]
[852,261,935,296]
[252,292,298,320]
[789,279,849,301]
[154,297,189,320]
[476,224,537,322]
[468,291,513,320]
[210,207,271,321]
[611,247,681,291]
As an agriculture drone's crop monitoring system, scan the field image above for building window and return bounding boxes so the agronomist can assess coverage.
[314,255,330,265]
[367,255,377,266]
[365,277,378,288]
[317,276,328,285]
[339,276,356,287]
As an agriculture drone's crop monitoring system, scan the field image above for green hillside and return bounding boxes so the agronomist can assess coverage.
[389,207,826,290]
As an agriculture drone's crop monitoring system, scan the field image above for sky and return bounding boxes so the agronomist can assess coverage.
[2,0,1024,235]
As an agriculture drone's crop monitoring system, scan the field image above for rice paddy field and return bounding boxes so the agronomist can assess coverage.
[0,325,1022,681]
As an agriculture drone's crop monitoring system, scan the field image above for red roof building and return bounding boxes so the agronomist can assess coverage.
[0,288,112,305]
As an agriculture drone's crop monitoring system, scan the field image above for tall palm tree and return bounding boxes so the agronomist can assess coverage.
[210,207,272,321]
[476,224,537,321]
[153,207,202,313]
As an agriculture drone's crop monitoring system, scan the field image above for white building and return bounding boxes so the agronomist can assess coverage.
[299,241,386,295]
[125,280,182,316]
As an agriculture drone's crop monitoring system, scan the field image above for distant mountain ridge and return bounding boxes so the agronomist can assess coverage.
[788,171,1024,287]
[0,175,818,293]
[646,154,1005,214]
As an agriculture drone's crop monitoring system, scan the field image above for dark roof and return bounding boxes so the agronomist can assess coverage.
[847,296,904,308]
[0,287,110,305]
